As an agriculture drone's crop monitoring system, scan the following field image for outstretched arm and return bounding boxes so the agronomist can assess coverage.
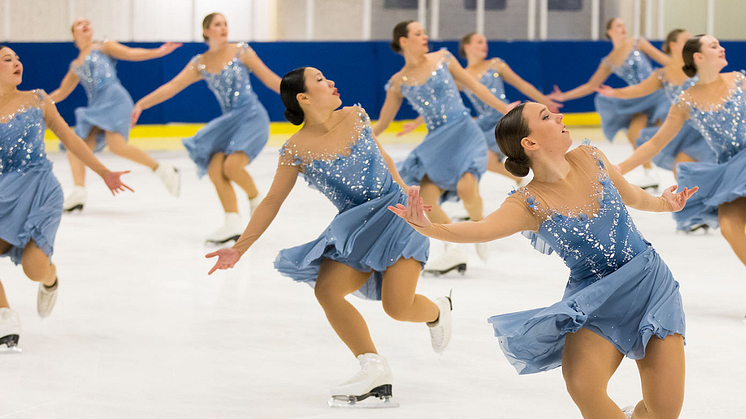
[617,103,688,174]
[206,161,299,274]
[373,135,408,191]
[637,38,671,67]
[239,46,281,93]
[500,61,561,112]
[389,186,538,243]
[372,85,404,137]
[597,70,663,99]
[131,61,201,126]
[549,62,612,102]
[449,55,517,115]
[397,116,424,136]
[48,68,80,104]
[101,40,181,62]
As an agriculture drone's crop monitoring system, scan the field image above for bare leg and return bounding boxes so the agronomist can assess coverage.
[487,150,521,183]
[562,328,626,419]
[631,334,685,419]
[67,129,98,187]
[207,153,238,214]
[628,114,653,170]
[314,259,376,356]
[0,239,10,309]
[419,176,450,224]
[457,172,484,221]
[718,197,746,266]
[381,258,438,323]
[21,240,57,287]
[105,131,158,170]
[222,152,259,199]
[672,153,696,178]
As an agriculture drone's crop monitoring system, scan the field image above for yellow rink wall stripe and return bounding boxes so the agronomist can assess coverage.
[44,112,601,151]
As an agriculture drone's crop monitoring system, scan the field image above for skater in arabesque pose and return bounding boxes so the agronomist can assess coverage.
[206,67,452,408]
[390,102,696,419]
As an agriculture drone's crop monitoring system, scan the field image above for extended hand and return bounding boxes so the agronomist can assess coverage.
[103,171,134,195]
[662,185,699,212]
[547,85,565,102]
[206,248,242,275]
[387,186,433,228]
[506,101,521,112]
[131,103,143,128]
[397,121,420,137]
[544,99,563,113]
[159,42,182,56]
[595,85,615,97]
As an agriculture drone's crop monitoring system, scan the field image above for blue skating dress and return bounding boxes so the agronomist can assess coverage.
[463,58,510,159]
[0,90,64,265]
[274,107,429,301]
[389,50,487,200]
[488,145,685,375]
[635,70,715,170]
[68,48,134,152]
[594,41,670,142]
[183,43,270,177]
[672,72,746,230]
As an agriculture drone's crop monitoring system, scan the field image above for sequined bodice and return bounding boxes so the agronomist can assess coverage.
[193,43,259,114]
[397,55,470,131]
[281,108,397,213]
[513,147,648,284]
[0,106,47,175]
[464,67,508,125]
[681,73,746,163]
[661,74,698,103]
[608,47,654,86]
[73,49,120,101]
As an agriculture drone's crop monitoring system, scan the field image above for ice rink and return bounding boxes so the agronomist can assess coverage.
[1,134,745,419]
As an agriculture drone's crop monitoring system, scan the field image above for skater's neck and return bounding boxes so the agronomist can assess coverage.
[466,55,484,68]
[696,68,721,85]
[302,107,338,133]
[207,39,229,52]
[75,38,94,51]
[0,84,18,97]
[403,51,428,68]
[529,153,572,184]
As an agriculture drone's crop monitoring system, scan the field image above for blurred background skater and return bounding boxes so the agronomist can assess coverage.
[549,17,671,190]
[50,18,181,212]
[374,20,517,275]
[131,12,281,245]
[206,68,451,407]
[0,46,131,352]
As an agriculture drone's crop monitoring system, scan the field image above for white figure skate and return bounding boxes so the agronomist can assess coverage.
[633,168,660,191]
[423,242,467,276]
[63,186,86,212]
[0,308,22,353]
[155,162,181,197]
[205,213,243,245]
[622,405,635,418]
[37,278,58,319]
[328,353,398,408]
[475,242,491,263]
[428,294,453,353]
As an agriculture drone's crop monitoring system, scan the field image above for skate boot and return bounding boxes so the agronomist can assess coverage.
[634,168,660,191]
[423,242,467,276]
[687,223,710,234]
[329,353,398,408]
[37,278,58,319]
[63,186,86,212]
[0,308,21,353]
[249,193,263,216]
[155,162,181,197]
[428,294,453,353]
[622,405,635,418]
[205,213,243,245]
[475,242,490,263]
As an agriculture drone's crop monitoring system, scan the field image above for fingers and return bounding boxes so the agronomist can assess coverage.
[205,252,218,258]
[208,266,217,275]
[122,182,134,192]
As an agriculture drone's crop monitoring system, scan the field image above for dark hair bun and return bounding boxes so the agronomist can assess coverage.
[682,63,698,78]
[284,108,304,125]
[504,156,530,177]
[390,41,401,53]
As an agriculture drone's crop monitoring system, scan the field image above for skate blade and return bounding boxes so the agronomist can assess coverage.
[638,184,659,191]
[63,204,84,213]
[329,384,398,409]
[0,335,22,354]
[423,263,467,277]
[204,235,241,246]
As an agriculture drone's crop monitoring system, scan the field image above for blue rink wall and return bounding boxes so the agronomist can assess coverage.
[9,40,746,125]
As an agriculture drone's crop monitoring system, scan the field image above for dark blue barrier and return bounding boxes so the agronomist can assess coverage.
[7,40,746,126]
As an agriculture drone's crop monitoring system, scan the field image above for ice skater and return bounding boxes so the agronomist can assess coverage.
[131,12,281,245]
[390,102,696,419]
[206,67,452,407]
[399,31,561,185]
[50,17,180,211]
[374,20,517,275]
[618,35,746,269]
[598,29,715,178]
[549,17,671,190]
[0,46,131,352]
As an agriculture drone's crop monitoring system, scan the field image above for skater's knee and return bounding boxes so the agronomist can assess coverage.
[637,400,682,419]
[563,371,606,402]
[21,259,50,283]
[313,281,345,305]
[207,162,227,184]
[456,175,478,200]
[381,299,410,321]
[222,156,248,180]
[719,216,745,244]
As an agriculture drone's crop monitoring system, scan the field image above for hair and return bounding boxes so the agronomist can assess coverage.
[280,67,308,126]
[391,20,414,53]
[605,17,619,40]
[202,12,223,42]
[682,34,705,77]
[458,32,477,58]
[495,103,531,177]
[662,28,686,55]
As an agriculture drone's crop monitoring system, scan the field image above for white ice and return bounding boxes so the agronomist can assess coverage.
[1,135,744,419]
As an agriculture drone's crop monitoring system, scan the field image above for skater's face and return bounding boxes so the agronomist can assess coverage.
[695,35,727,71]
[669,31,692,58]
[463,33,488,60]
[203,14,228,42]
[521,102,571,156]
[401,22,429,55]
[300,67,342,111]
[71,18,93,41]
[606,18,627,40]
[0,47,23,87]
